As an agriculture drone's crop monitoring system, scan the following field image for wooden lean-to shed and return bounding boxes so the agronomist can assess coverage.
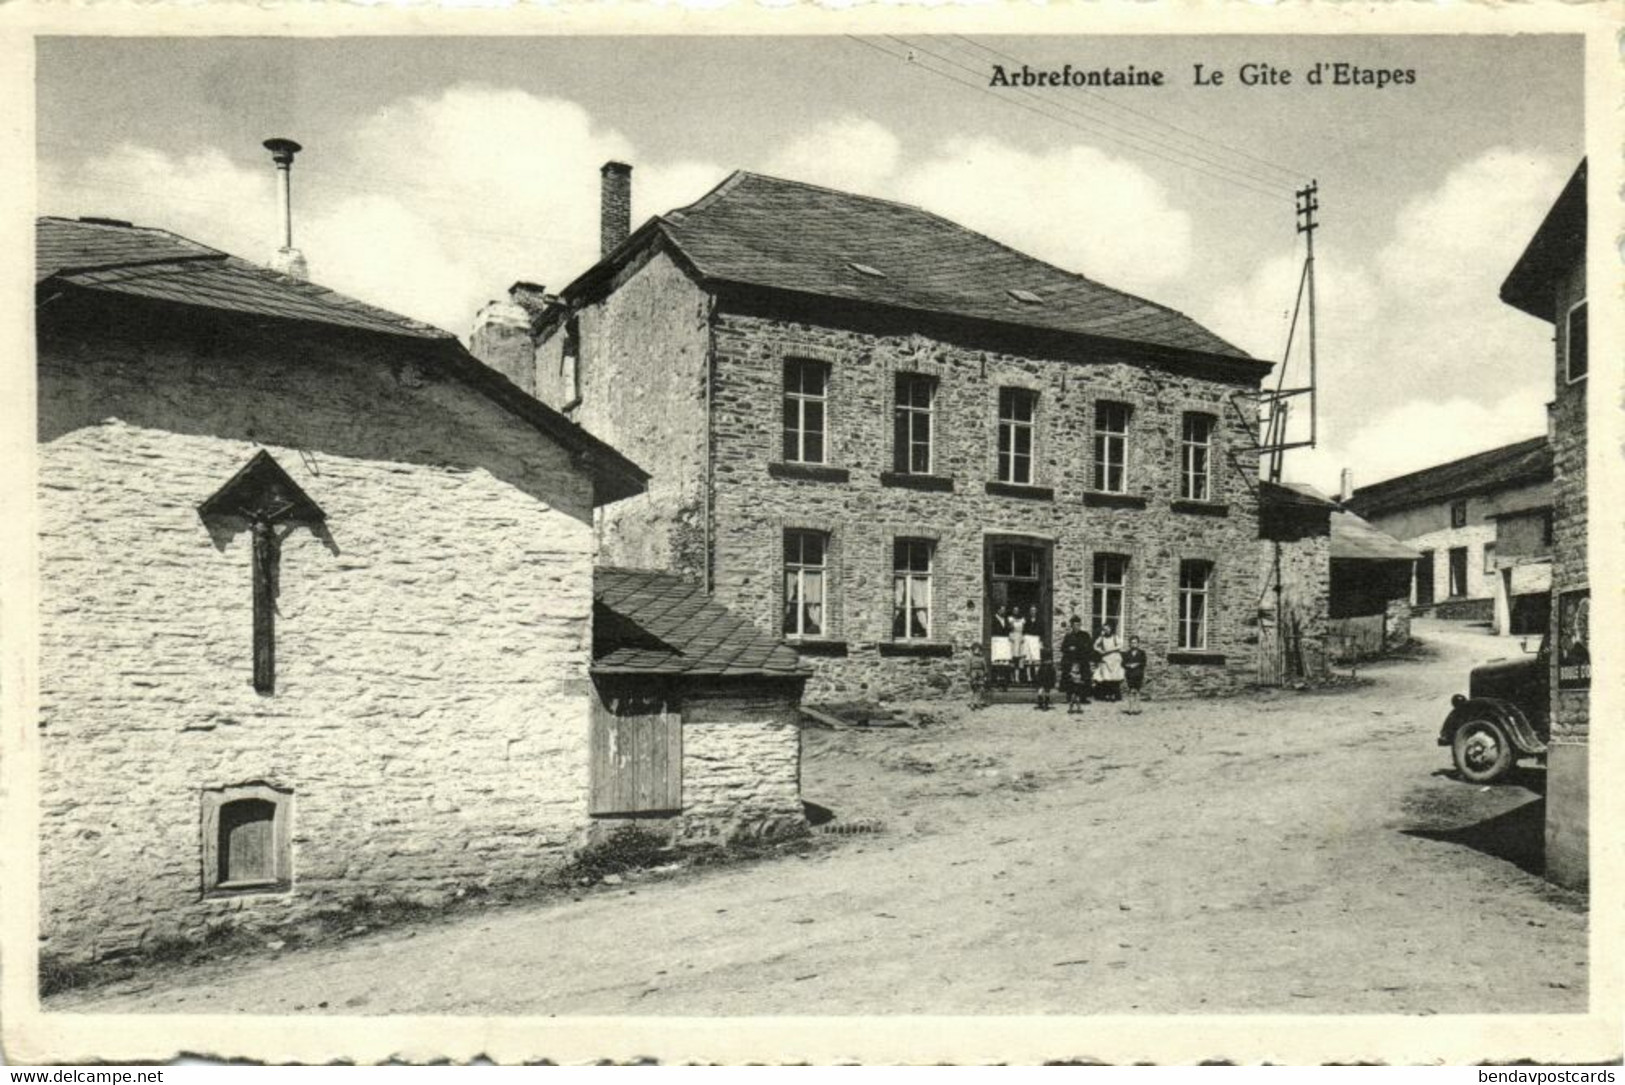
[591,568,812,842]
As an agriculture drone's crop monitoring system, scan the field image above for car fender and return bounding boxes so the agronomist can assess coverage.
[1440,696,1547,756]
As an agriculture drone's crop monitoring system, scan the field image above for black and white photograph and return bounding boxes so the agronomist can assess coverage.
[2,8,1619,1067]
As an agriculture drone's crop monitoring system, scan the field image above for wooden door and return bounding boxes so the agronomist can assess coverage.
[590,681,682,815]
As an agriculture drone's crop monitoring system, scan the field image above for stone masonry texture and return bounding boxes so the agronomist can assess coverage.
[704,307,1264,701]
[37,306,609,966]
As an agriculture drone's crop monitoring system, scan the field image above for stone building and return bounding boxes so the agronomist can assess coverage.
[1256,481,1335,683]
[1498,161,1588,889]
[1345,437,1552,632]
[475,165,1275,700]
[35,216,661,966]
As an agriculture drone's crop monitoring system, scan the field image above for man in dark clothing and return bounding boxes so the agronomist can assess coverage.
[1122,635,1149,714]
[1058,615,1093,713]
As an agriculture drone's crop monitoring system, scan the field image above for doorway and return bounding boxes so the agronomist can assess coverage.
[984,536,1054,689]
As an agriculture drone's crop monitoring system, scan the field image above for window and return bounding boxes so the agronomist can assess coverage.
[893,374,937,475]
[1448,546,1469,597]
[1092,402,1130,493]
[1483,542,1498,574]
[1541,511,1555,548]
[1450,500,1468,529]
[782,360,829,464]
[892,539,934,640]
[1092,554,1129,637]
[562,317,582,406]
[1567,300,1588,383]
[997,388,1037,485]
[1180,413,1215,501]
[1177,560,1212,650]
[201,783,292,896]
[783,530,828,637]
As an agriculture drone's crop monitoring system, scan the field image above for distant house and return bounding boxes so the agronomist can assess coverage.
[475,163,1275,701]
[34,215,666,965]
[1344,437,1552,633]
[1499,160,1587,889]
[592,568,810,843]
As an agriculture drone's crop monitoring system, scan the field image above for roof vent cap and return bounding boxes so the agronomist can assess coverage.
[847,262,887,279]
[1008,288,1044,305]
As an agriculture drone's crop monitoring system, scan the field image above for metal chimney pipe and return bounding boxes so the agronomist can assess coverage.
[263,138,308,279]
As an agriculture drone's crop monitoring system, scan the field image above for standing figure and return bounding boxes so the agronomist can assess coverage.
[989,605,1014,691]
[1034,651,1056,711]
[1094,621,1126,703]
[1022,605,1045,686]
[1122,635,1149,714]
[1058,615,1093,713]
[1008,607,1029,684]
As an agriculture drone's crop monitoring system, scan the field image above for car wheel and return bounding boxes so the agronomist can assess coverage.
[1453,718,1515,784]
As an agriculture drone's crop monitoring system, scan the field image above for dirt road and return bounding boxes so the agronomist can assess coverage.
[55,619,1585,1015]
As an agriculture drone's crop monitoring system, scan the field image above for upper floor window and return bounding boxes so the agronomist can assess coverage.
[562,317,582,407]
[783,530,828,637]
[894,374,937,475]
[1541,510,1555,548]
[1177,560,1213,650]
[1092,553,1129,637]
[892,539,935,640]
[782,359,829,465]
[997,388,1038,485]
[1566,300,1588,383]
[1180,413,1215,501]
[1093,401,1131,493]
[1483,542,1498,574]
[1450,500,1468,529]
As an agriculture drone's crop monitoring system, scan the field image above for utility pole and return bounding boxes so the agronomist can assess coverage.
[1297,179,1319,460]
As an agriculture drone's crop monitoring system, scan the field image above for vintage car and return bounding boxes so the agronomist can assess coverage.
[1438,635,1550,783]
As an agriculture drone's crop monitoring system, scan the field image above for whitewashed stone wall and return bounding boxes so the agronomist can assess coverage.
[677,684,805,842]
[38,320,599,965]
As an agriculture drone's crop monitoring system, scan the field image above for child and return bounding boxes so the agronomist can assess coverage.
[1122,635,1149,714]
[1034,650,1056,711]
[1058,615,1092,712]
[1064,659,1089,714]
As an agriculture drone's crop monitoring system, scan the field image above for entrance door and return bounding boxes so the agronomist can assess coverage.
[1415,550,1435,607]
[985,537,1053,687]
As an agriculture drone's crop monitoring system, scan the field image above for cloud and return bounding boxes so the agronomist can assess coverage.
[764,117,900,197]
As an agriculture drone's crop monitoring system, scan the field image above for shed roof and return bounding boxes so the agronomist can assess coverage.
[592,567,810,680]
[1344,437,1551,520]
[36,216,649,505]
[1331,510,1420,562]
[566,171,1264,372]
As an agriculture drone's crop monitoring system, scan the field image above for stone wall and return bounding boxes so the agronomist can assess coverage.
[1402,523,1498,607]
[676,683,805,842]
[38,312,600,964]
[1546,256,1588,888]
[1384,595,1413,649]
[703,306,1264,701]
[532,247,712,580]
[1259,535,1330,680]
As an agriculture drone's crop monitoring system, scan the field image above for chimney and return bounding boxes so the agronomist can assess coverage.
[1339,468,1354,504]
[263,138,308,279]
[600,161,632,257]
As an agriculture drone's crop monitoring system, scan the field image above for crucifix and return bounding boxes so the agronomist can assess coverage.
[199,451,326,694]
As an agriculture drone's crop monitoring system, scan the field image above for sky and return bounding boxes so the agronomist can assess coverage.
[35,34,1584,495]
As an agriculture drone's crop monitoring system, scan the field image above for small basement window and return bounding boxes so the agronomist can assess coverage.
[1007,288,1044,305]
[201,783,292,896]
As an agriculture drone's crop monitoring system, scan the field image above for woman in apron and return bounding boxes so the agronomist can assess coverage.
[1007,607,1028,684]
[989,605,1014,690]
[1094,621,1126,702]
[1022,604,1045,684]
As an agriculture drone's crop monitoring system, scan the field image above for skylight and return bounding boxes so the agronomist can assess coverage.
[1008,288,1044,305]
[848,262,887,279]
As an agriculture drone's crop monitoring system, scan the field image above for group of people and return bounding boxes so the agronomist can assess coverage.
[988,606,1147,714]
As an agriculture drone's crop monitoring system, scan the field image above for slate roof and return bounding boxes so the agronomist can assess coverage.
[569,171,1257,366]
[36,216,649,505]
[1331,510,1419,563]
[37,217,448,340]
[1345,437,1552,520]
[593,567,809,680]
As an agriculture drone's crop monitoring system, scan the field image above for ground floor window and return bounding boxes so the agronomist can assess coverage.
[1092,554,1129,636]
[202,783,292,895]
[1178,560,1213,650]
[892,538,934,640]
[784,530,828,637]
